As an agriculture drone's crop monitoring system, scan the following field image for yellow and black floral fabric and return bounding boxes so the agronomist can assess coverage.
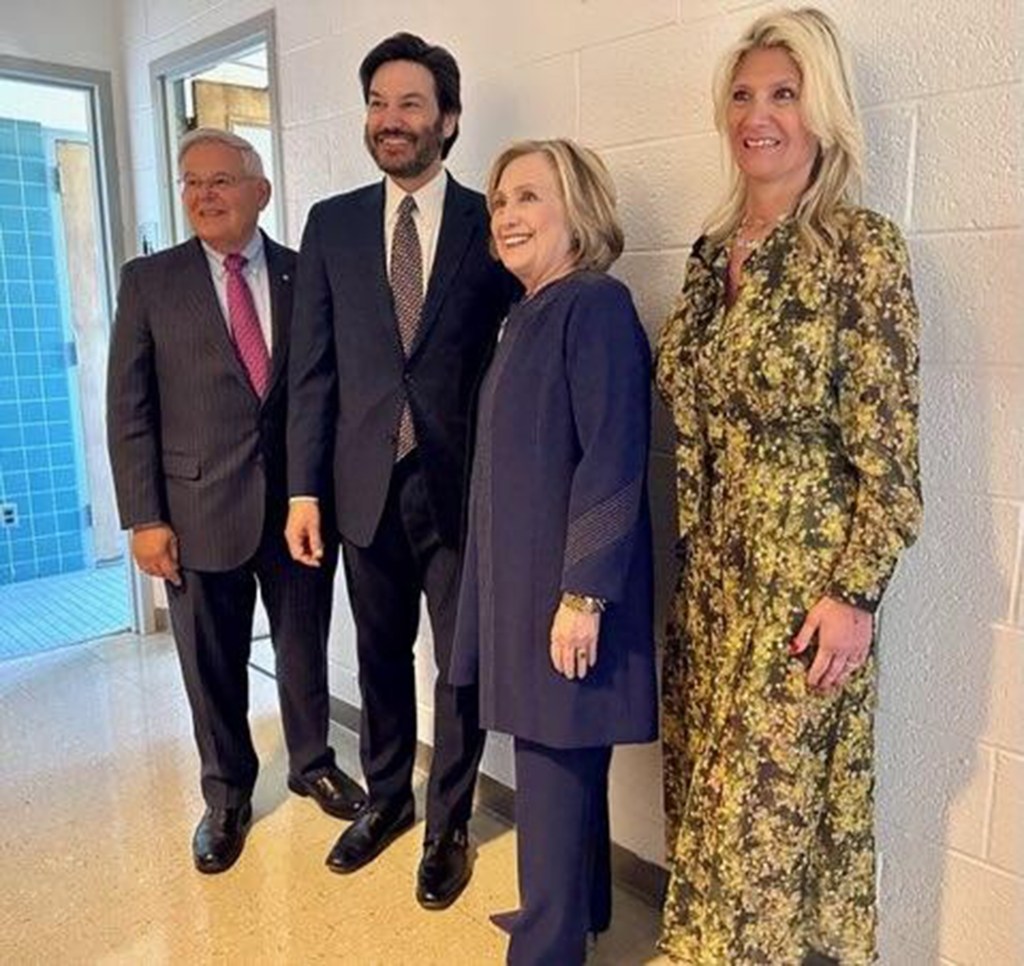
[655,207,923,965]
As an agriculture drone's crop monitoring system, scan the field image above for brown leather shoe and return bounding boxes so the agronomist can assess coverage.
[192,802,252,874]
[416,828,472,910]
[288,765,367,820]
[325,798,415,873]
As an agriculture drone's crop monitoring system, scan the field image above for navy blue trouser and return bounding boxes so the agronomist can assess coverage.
[503,738,613,966]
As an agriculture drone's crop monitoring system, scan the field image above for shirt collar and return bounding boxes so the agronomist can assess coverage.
[201,230,265,276]
[384,168,448,228]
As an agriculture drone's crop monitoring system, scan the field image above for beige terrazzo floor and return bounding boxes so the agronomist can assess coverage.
[0,632,665,964]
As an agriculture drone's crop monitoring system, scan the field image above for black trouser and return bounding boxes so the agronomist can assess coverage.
[167,519,338,808]
[505,739,612,966]
[341,453,484,837]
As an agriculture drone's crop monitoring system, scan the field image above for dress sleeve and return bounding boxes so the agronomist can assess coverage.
[560,281,652,603]
[654,249,711,538]
[826,214,923,612]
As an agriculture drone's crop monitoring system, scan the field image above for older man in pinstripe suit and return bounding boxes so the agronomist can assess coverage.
[106,128,364,874]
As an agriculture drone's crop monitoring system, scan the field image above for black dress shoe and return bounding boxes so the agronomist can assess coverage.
[192,802,252,874]
[325,799,415,874]
[288,765,367,820]
[416,828,472,910]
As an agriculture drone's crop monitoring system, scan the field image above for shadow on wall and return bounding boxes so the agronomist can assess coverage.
[875,307,1010,961]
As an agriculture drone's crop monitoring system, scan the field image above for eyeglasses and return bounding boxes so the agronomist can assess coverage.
[177,173,253,193]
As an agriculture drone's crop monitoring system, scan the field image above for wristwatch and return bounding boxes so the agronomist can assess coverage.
[561,591,607,614]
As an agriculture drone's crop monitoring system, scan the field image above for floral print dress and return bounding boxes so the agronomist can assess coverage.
[654,207,923,965]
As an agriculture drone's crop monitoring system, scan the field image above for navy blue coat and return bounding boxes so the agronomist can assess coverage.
[450,271,658,749]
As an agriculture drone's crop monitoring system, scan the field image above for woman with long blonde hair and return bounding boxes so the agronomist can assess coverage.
[656,9,923,963]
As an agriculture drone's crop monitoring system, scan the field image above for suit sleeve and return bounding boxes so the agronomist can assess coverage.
[288,203,338,498]
[105,260,165,529]
[826,214,923,612]
[560,282,652,603]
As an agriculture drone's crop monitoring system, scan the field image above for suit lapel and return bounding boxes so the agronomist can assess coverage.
[412,177,478,357]
[264,233,293,397]
[353,182,405,353]
[180,238,254,393]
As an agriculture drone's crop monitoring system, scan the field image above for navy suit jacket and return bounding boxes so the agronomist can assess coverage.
[451,272,658,748]
[106,233,295,571]
[288,176,514,548]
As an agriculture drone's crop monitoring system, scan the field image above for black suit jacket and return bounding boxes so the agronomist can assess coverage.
[107,232,295,571]
[288,176,514,548]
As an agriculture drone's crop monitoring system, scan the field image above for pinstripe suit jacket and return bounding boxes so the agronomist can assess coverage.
[106,233,295,571]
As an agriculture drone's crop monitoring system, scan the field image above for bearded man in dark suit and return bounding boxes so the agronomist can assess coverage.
[285,34,514,908]
[107,128,365,875]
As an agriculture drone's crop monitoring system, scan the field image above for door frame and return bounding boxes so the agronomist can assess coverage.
[149,11,285,251]
[0,55,143,630]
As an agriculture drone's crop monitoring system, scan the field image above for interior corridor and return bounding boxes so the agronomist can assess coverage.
[0,632,664,964]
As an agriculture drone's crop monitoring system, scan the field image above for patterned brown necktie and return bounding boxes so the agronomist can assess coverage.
[390,195,423,460]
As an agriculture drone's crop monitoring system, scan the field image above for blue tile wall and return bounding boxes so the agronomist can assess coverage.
[0,118,86,585]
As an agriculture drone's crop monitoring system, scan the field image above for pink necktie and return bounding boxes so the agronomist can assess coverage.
[390,195,423,460]
[224,252,270,399]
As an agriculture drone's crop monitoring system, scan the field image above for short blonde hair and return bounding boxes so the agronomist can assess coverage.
[486,139,624,273]
[177,127,266,178]
[706,7,864,253]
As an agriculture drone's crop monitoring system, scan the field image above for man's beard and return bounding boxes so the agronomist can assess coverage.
[364,116,445,179]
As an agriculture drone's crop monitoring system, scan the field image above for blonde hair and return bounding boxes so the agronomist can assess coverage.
[706,7,864,253]
[486,139,624,272]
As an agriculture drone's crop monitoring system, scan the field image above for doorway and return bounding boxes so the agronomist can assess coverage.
[150,14,283,648]
[0,66,132,660]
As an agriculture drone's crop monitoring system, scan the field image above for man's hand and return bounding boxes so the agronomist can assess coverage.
[285,500,324,567]
[131,524,181,586]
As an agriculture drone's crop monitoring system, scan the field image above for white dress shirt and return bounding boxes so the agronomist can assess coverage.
[201,231,274,354]
[384,168,448,290]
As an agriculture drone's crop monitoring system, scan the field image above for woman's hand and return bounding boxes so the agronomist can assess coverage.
[791,596,873,693]
[550,604,600,680]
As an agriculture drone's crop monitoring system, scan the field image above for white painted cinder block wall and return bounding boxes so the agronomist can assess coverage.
[7,0,1020,961]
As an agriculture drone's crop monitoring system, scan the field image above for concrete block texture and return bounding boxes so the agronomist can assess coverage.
[880,831,1024,965]
[876,710,995,859]
[457,55,578,177]
[989,752,1024,875]
[603,134,726,251]
[913,231,1024,367]
[913,85,1022,231]
[921,365,1024,499]
[817,0,1021,104]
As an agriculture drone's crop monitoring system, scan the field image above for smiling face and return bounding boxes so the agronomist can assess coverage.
[727,46,819,199]
[363,59,457,191]
[489,152,576,297]
[180,141,270,254]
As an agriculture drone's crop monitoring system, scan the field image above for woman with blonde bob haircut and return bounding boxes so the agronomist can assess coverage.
[656,8,922,965]
[452,138,657,964]
[486,138,624,274]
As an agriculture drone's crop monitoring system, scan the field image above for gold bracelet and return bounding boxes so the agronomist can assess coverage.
[561,592,607,614]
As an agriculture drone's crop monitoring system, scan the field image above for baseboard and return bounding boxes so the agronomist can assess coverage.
[328,695,668,909]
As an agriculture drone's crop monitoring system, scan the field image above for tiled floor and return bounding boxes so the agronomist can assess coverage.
[0,632,666,964]
[0,560,132,660]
